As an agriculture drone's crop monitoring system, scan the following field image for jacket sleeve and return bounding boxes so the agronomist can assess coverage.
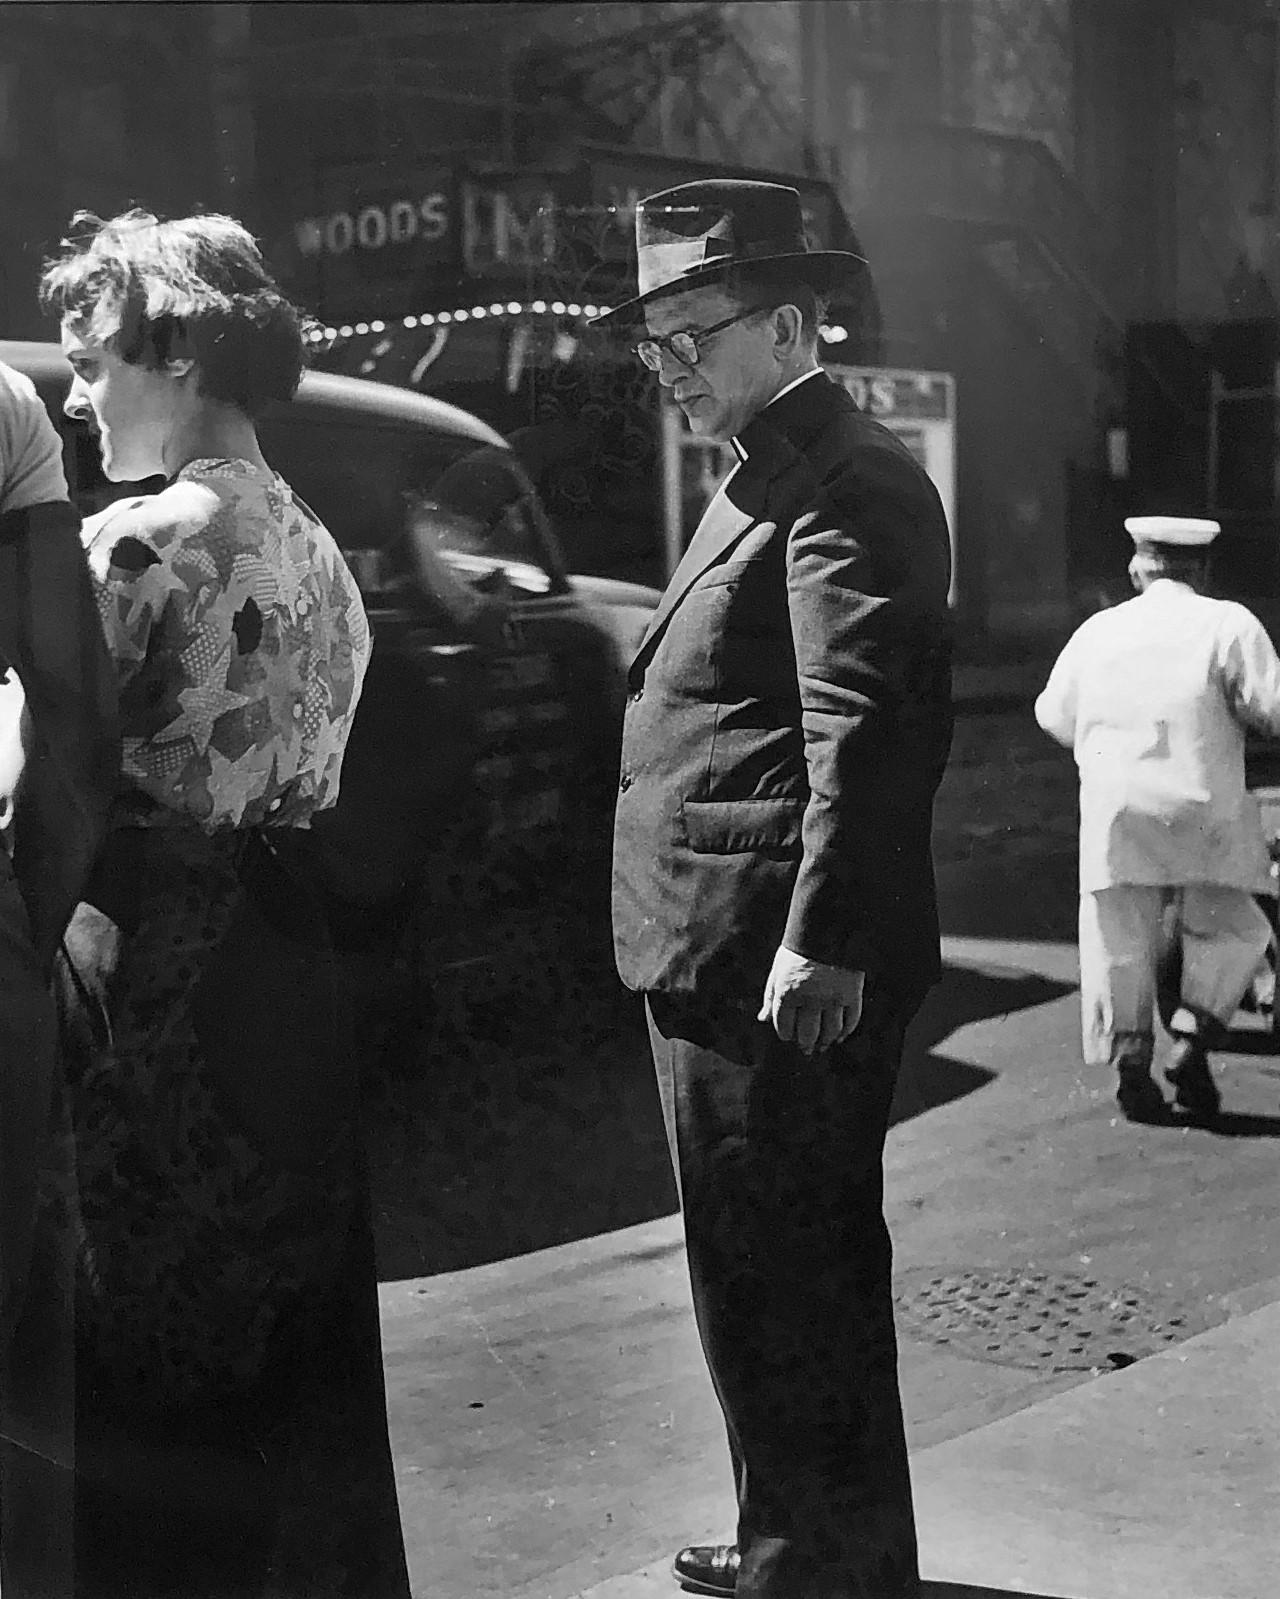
[1033,638,1081,748]
[0,360,70,515]
[781,433,952,975]
[0,500,120,970]
[1219,604,1280,738]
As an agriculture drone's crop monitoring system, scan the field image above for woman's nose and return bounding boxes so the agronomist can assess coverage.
[63,377,92,422]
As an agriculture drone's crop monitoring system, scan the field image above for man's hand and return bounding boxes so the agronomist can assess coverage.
[758,946,864,1055]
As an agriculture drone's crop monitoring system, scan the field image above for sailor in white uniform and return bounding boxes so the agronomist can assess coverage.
[1036,515,1280,1120]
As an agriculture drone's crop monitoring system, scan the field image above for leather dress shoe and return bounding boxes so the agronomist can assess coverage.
[673,1543,739,1595]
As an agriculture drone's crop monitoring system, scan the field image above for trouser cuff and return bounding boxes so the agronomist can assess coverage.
[1168,1004,1225,1047]
[1107,1030,1154,1071]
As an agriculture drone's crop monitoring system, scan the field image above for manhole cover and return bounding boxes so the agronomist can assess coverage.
[894,1266,1222,1373]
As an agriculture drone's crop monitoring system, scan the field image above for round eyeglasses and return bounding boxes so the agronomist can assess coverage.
[633,303,773,371]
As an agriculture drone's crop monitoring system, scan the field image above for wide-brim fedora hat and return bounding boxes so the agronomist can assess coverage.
[590,179,867,328]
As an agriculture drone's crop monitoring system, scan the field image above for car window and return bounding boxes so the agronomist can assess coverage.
[407,442,559,598]
[259,408,564,600]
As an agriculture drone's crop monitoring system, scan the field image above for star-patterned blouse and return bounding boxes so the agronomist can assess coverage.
[82,457,371,830]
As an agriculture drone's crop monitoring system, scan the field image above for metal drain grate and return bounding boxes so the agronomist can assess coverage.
[894,1266,1221,1373]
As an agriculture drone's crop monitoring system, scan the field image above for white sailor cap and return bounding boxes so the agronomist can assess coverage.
[1124,515,1220,548]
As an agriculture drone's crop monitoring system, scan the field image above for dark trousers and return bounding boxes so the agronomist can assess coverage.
[646,983,919,1599]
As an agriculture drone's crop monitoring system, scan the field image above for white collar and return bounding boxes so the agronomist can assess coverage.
[731,368,824,461]
[769,366,824,407]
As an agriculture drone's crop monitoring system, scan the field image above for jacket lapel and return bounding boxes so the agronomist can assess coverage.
[634,468,754,656]
[632,376,843,671]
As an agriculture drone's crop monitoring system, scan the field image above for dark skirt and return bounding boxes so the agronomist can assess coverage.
[5,823,410,1599]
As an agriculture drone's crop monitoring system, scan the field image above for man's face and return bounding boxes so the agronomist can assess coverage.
[61,317,176,482]
[642,284,780,443]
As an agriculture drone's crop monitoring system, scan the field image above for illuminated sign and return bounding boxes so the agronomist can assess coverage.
[294,195,450,259]
[461,180,560,273]
[832,368,952,422]
[280,158,852,318]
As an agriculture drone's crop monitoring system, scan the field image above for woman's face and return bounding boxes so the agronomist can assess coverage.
[60,317,184,482]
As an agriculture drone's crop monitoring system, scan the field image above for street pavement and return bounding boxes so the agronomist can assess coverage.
[374,705,1280,1598]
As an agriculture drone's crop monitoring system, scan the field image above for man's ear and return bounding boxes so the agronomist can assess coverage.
[770,303,804,359]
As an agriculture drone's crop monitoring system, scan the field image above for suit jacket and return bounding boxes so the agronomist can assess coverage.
[612,372,953,1016]
[0,499,119,971]
[0,498,117,1338]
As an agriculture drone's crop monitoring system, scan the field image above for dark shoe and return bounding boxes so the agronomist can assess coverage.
[1115,1062,1167,1123]
[673,1544,738,1596]
[1165,1040,1221,1119]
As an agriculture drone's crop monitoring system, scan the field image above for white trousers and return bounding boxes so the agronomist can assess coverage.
[1078,885,1273,1067]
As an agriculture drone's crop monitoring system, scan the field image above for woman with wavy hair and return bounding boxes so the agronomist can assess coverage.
[30,210,410,1598]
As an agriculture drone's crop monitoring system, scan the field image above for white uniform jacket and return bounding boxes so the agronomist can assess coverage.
[1035,580,1280,892]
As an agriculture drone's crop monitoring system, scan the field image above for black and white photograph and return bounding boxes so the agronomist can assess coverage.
[0,3,1277,1596]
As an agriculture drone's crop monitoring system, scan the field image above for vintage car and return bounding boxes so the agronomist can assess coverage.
[1,340,660,972]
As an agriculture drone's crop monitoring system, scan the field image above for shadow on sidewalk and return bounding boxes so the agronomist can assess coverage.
[923,1585,1073,1599]
[369,960,1073,1281]
[893,962,1074,1126]
[1195,1109,1280,1137]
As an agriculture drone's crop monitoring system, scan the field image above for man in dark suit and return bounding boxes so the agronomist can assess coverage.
[599,182,953,1599]
[0,358,118,1595]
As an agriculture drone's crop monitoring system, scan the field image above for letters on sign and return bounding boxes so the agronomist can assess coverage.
[295,194,450,258]
[840,373,898,415]
[462,183,558,273]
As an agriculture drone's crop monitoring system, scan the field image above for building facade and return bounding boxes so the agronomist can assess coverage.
[0,4,242,338]
[814,0,1280,630]
[4,1,1279,633]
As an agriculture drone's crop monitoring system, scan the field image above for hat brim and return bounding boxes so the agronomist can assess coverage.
[588,249,868,329]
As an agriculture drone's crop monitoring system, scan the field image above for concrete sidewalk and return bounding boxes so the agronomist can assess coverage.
[380,1223,1280,1599]
[567,1287,1280,1599]
[377,923,1280,1599]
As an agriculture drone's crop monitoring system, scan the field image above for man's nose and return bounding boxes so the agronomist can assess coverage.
[654,348,687,387]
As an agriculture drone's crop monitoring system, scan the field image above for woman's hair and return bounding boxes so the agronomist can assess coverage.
[40,209,313,416]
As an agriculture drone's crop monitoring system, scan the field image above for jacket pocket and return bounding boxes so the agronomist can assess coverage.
[680,796,804,855]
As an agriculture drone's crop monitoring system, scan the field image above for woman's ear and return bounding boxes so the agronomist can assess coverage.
[147,314,196,378]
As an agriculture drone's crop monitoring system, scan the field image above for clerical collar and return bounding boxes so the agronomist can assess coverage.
[731,368,824,461]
